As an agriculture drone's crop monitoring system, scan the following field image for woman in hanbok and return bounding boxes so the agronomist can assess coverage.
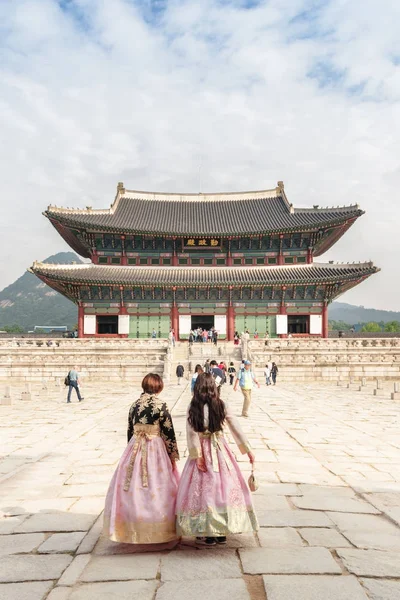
[104,373,180,545]
[176,373,258,546]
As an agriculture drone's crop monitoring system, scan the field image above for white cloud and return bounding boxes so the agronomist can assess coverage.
[0,0,399,310]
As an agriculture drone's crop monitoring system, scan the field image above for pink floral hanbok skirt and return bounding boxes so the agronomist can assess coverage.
[104,424,180,544]
[176,432,258,537]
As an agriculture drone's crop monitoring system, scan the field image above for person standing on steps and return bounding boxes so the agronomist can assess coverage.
[67,366,84,403]
[151,328,157,339]
[176,363,184,385]
[233,360,260,418]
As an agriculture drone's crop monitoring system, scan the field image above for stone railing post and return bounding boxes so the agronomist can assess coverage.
[1,385,11,405]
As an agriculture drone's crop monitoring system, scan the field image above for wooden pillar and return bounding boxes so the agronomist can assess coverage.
[227,304,235,341]
[78,304,84,338]
[227,238,233,266]
[322,302,329,338]
[278,234,284,265]
[171,305,179,340]
[172,238,178,266]
[307,246,313,264]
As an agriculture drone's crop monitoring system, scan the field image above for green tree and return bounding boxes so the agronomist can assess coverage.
[361,322,382,333]
[384,321,400,332]
[328,320,353,331]
[2,324,25,333]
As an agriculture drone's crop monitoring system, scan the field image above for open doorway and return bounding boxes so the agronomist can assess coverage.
[288,315,309,335]
[97,315,118,334]
[191,315,215,331]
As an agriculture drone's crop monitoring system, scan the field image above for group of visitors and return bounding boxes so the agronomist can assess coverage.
[188,327,219,345]
[103,372,258,548]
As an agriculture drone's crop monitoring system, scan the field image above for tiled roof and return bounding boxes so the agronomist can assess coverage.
[30,262,379,286]
[45,192,363,236]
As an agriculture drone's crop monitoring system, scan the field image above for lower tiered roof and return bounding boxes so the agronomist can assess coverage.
[30,262,378,287]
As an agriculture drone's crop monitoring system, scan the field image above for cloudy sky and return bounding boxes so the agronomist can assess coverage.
[1,0,399,310]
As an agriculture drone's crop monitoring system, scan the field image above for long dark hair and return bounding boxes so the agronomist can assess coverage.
[188,373,226,433]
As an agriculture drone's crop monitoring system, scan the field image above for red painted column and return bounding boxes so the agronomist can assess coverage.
[227,238,233,266]
[227,304,235,341]
[171,305,179,340]
[322,303,329,338]
[78,304,84,338]
[172,238,178,266]
[278,234,284,265]
[307,247,313,264]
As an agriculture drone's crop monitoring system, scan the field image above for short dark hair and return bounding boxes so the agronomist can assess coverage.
[142,373,164,395]
[210,360,218,366]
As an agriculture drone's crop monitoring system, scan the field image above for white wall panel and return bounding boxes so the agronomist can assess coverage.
[310,314,322,335]
[83,315,96,335]
[276,314,288,335]
[214,315,227,335]
[118,314,130,334]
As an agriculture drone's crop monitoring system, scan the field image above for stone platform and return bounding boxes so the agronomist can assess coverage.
[1,381,400,599]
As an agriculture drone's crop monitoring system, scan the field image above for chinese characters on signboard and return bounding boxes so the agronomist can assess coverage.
[184,238,221,248]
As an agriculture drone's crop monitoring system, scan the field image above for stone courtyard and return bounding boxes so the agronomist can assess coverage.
[1,379,400,600]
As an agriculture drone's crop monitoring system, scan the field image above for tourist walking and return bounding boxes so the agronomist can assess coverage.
[271,362,279,385]
[169,329,176,347]
[210,360,225,389]
[189,330,194,345]
[176,364,184,385]
[66,366,84,403]
[264,363,271,386]
[233,360,260,417]
[234,331,240,346]
[204,359,211,374]
[175,373,258,546]
[202,329,208,344]
[191,364,203,393]
[151,328,157,339]
[104,373,180,544]
[228,362,236,385]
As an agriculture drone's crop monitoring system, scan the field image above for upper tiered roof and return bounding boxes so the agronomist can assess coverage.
[30,262,378,287]
[45,182,363,238]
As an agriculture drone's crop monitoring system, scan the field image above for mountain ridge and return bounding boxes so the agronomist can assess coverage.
[0,252,81,331]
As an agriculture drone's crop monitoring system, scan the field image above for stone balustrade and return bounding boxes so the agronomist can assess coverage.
[247,338,400,382]
[0,338,169,383]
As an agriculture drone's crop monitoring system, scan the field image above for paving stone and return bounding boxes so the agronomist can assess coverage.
[161,550,242,581]
[76,514,103,555]
[292,496,380,514]
[327,512,400,550]
[69,581,158,600]
[337,549,400,577]
[360,578,400,600]
[262,575,369,600]
[0,516,28,534]
[58,554,91,586]
[1,499,76,516]
[240,547,341,575]
[0,533,45,554]
[80,554,160,581]
[253,495,290,511]
[254,483,301,495]
[46,588,72,600]
[0,555,72,582]
[299,528,352,547]
[156,579,250,600]
[38,532,86,553]
[0,581,54,600]
[257,509,333,528]
[257,527,304,548]
[16,513,96,533]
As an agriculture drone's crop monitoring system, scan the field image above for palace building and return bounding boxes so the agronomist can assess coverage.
[30,181,378,339]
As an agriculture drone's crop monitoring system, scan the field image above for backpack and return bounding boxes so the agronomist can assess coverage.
[64,373,70,386]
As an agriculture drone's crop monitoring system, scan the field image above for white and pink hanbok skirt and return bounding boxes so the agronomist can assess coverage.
[175,432,258,537]
[104,424,180,544]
